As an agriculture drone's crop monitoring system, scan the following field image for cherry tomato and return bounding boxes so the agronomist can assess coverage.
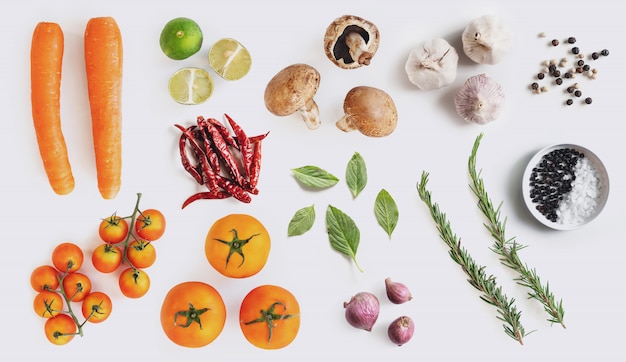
[239,285,300,349]
[119,268,150,298]
[30,265,60,292]
[135,209,166,241]
[205,214,270,278]
[44,313,76,345]
[82,291,113,324]
[51,242,84,273]
[62,272,92,303]
[33,290,63,318]
[91,243,123,273]
[98,215,129,244]
[126,239,156,269]
[160,281,226,348]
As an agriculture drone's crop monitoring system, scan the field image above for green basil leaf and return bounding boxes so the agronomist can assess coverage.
[326,205,362,272]
[287,204,316,236]
[374,189,399,239]
[291,166,339,188]
[346,152,367,197]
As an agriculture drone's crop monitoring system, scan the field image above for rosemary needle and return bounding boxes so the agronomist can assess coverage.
[468,133,566,328]
[417,172,527,345]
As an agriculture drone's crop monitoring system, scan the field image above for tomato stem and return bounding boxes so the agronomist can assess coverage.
[242,302,298,345]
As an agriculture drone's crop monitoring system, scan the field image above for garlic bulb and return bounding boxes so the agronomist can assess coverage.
[462,14,512,65]
[405,38,459,91]
[454,74,505,124]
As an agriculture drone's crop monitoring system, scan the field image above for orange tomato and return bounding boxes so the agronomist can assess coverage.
[135,209,166,241]
[51,242,84,273]
[44,313,76,345]
[30,265,60,292]
[205,214,270,278]
[160,281,226,348]
[118,268,150,298]
[91,243,123,273]
[126,239,156,269]
[98,214,129,244]
[239,285,300,349]
[33,290,64,318]
[62,272,92,302]
[82,291,113,323]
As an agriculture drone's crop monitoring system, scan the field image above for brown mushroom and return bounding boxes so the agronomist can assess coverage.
[336,86,397,137]
[324,15,380,69]
[264,63,321,130]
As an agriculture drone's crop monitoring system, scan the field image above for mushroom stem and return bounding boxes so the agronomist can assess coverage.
[345,32,373,66]
[335,114,357,132]
[299,98,321,130]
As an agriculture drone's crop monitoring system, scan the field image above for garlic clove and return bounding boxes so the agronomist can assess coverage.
[405,38,459,91]
[462,14,512,65]
[454,74,505,125]
[385,277,412,304]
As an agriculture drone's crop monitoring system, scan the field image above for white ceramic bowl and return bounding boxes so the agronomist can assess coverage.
[522,144,609,230]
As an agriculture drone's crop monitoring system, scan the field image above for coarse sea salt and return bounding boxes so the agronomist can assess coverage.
[556,157,600,225]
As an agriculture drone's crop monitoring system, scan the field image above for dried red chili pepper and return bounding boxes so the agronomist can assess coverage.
[249,138,263,189]
[205,122,245,186]
[224,113,252,178]
[248,132,269,144]
[204,116,238,149]
[217,176,251,203]
[175,124,218,190]
[182,190,231,209]
[175,124,203,185]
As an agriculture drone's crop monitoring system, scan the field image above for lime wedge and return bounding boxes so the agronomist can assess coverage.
[168,67,214,105]
[208,38,252,80]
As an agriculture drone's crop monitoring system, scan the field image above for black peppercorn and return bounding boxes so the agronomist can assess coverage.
[591,52,599,60]
[577,59,585,66]
[566,99,573,105]
[566,86,575,93]
[582,64,590,71]
[601,49,609,56]
[552,39,559,46]
[574,90,582,97]
[567,37,576,44]
[537,73,545,80]
[549,64,557,73]
[564,72,572,78]
[555,78,563,85]
[585,97,592,104]
[531,82,539,90]
[576,67,583,73]
[553,70,561,77]
[572,47,580,54]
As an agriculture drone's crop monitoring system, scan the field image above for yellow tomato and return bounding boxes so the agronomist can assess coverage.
[239,285,300,349]
[205,214,270,278]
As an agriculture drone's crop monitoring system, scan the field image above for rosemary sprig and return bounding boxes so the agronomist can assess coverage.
[417,172,527,345]
[468,133,566,328]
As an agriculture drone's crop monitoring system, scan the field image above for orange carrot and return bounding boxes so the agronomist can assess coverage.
[30,22,75,195]
[84,17,123,199]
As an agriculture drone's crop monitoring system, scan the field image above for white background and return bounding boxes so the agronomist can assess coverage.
[2,0,624,360]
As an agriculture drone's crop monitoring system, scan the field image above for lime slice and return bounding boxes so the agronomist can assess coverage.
[208,38,252,80]
[160,17,203,60]
[168,67,213,105]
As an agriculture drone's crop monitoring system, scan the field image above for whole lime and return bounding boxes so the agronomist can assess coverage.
[159,17,203,60]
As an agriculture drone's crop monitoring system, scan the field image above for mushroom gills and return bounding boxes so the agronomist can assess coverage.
[333,25,371,65]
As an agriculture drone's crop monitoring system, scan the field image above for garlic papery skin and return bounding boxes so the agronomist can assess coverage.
[405,38,459,91]
[385,278,412,304]
[454,74,505,125]
[462,14,512,65]
[343,292,380,332]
